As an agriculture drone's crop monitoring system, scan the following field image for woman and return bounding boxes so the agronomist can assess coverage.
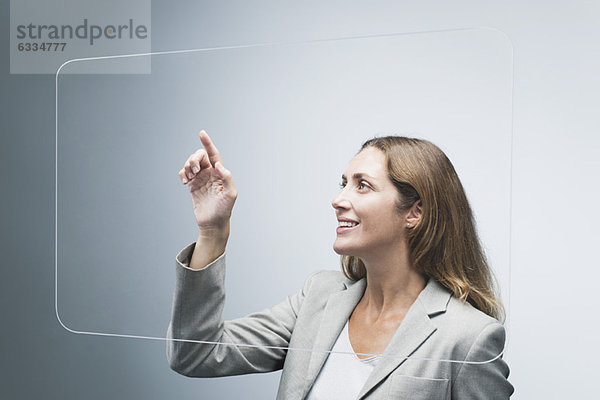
[167,130,514,399]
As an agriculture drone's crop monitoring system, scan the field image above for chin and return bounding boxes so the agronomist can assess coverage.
[332,244,345,255]
[332,243,356,257]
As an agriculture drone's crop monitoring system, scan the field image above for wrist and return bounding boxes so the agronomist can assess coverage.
[197,222,230,241]
[189,224,230,270]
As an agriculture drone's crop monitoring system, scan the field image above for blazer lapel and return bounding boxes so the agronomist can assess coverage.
[303,278,367,397]
[356,278,452,399]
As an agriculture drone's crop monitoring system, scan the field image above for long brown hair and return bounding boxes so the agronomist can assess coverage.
[341,136,505,321]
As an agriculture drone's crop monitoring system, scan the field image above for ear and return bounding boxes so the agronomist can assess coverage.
[406,200,422,227]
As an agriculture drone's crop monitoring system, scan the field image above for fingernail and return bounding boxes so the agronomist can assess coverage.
[192,166,199,173]
[187,172,194,179]
[182,178,188,184]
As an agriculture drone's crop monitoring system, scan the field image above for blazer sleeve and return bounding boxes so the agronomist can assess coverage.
[451,322,515,399]
[166,242,313,378]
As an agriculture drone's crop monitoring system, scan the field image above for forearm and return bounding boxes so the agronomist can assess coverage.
[167,242,300,377]
[189,224,230,270]
[167,246,228,376]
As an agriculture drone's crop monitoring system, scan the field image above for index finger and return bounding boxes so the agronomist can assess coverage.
[198,130,222,166]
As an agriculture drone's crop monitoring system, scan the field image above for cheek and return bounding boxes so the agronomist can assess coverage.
[361,210,401,233]
[372,205,404,233]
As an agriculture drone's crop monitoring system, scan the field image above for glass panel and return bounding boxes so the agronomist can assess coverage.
[56,28,513,366]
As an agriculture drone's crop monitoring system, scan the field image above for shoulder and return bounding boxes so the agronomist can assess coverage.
[293,269,362,305]
[434,291,506,357]
[302,269,357,292]
[446,295,499,328]
[419,278,504,351]
[438,294,513,396]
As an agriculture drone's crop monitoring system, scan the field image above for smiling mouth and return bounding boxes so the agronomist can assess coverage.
[338,221,359,228]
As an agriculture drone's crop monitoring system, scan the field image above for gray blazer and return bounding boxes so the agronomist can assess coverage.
[167,243,514,399]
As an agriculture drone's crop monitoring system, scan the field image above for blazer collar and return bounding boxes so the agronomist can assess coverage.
[303,276,452,399]
[415,277,453,316]
[303,278,366,398]
[357,277,452,399]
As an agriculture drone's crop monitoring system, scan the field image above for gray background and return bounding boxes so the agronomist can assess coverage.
[2,1,599,399]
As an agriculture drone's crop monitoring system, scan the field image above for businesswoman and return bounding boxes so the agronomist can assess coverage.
[167,130,514,399]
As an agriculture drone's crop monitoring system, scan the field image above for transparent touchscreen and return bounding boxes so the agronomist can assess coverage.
[56,28,513,365]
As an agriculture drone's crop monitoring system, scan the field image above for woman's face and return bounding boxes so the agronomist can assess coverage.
[331,146,408,259]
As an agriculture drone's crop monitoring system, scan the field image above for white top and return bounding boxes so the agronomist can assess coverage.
[306,320,381,400]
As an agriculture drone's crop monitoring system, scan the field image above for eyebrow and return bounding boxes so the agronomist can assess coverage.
[341,172,377,181]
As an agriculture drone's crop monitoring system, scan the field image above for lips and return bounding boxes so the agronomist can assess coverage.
[337,218,359,233]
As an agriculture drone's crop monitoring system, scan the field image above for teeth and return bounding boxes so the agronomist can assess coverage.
[338,221,358,227]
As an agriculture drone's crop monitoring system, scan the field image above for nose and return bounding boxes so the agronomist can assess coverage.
[331,189,350,211]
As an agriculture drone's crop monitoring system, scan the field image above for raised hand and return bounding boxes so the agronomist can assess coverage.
[179,130,238,232]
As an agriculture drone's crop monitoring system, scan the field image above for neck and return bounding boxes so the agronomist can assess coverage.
[358,243,427,318]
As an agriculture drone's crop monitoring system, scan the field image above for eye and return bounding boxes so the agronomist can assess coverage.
[339,180,370,190]
[357,180,371,190]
